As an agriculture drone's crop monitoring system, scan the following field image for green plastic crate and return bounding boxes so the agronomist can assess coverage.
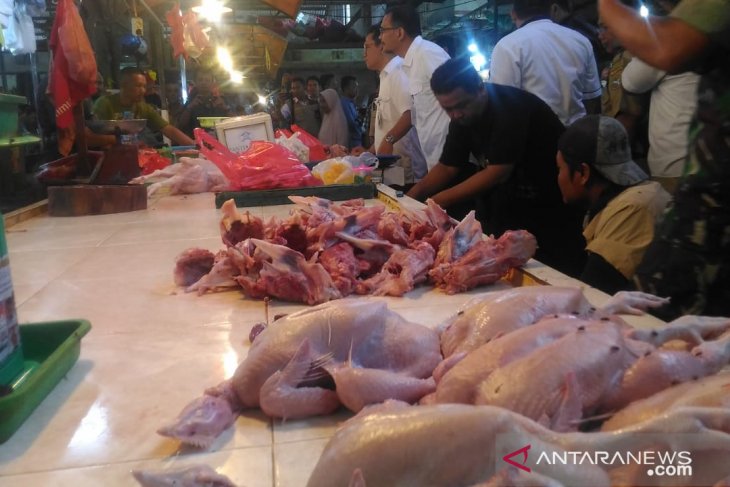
[0,319,91,443]
[0,93,27,139]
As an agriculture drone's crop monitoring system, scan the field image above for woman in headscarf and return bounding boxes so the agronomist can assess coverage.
[318,88,349,147]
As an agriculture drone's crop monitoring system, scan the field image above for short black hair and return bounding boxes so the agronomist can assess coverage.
[430,58,483,95]
[341,75,357,92]
[320,74,336,90]
[512,0,551,19]
[367,24,381,45]
[384,4,421,38]
[120,67,145,81]
[306,76,320,85]
[291,77,305,87]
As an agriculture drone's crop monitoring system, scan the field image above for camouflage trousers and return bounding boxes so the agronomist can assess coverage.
[634,174,730,321]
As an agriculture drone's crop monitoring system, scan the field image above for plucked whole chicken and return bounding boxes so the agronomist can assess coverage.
[157,299,441,447]
[307,402,730,487]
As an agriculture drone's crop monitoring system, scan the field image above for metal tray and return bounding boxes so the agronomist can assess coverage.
[215,183,376,208]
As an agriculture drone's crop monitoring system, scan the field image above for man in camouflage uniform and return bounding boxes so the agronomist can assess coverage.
[599,0,730,320]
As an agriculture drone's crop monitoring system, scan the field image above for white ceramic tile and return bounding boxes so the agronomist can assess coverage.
[16,276,267,338]
[0,446,273,487]
[104,217,220,245]
[11,282,46,308]
[274,438,329,487]
[0,326,272,475]
[56,237,223,281]
[272,410,351,445]
[8,247,89,286]
[5,222,124,252]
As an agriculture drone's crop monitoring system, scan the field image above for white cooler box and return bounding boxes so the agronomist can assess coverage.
[214,113,274,153]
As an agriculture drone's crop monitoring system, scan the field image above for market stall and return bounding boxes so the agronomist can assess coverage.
[0,187,673,486]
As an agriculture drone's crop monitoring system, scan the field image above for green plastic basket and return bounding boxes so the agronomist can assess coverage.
[0,319,91,443]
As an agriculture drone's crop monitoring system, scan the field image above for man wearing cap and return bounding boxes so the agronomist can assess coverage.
[408,57,586,277]
[556,115,670,294]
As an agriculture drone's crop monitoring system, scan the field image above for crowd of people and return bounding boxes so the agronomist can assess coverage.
[367,0,727,321]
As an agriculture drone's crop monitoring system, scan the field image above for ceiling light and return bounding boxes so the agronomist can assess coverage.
[192,0,232,23]
[217,46,234,72]
[229,70,245,84]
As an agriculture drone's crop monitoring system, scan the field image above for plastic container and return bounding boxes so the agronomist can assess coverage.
[0,214,22,389]
[0,319,91,443]
[0,93,27,139]
[197,116,229,129]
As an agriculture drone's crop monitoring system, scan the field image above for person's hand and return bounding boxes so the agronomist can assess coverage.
[350,146,366,156]
[328,145,349,157]
[376,140,394,155]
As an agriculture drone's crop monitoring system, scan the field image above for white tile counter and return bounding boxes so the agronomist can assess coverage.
[0,191,664,486]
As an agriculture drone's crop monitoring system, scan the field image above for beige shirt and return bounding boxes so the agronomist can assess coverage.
[584,181,671,279]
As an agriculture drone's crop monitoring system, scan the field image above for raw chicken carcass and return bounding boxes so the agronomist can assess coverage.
[439,286,668,357]
[474,320,642,431]
[307,403,730,487]
[218,199,265,247]
[431,315,613,405]
[159,300,440,446]
[236,238,341,305]
[130,157,229,196]
[132,464,237,487]
[356,241,435,297]
[432,211,483,268]
[430,230,537,294]
[602,370,730,431]
[157,395,236,448]
[228,299,440,417]
[173,247,215,287]
[408,199,455,250]
[600,327,730,412]
[185,249,240,295]
[440,286,593,357]
[454,314,730,430]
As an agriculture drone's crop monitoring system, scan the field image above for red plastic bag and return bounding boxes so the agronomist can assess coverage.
[58,0,97,85]
[275,128,293,139]
[138,149,172,175]
[194,128,320,190]
[291,124,328,161]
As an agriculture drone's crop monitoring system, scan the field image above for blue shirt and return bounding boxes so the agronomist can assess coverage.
[341,96,362,149]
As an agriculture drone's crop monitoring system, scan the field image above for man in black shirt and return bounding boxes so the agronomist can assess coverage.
[407,57,585,276]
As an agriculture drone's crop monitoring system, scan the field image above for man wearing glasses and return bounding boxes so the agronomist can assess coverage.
[378,4,450,175]
[361,25,427,184]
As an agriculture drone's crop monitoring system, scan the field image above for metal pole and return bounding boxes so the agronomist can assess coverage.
[136,0,166,29]
[179,56,188,104]
[29,53,45,149]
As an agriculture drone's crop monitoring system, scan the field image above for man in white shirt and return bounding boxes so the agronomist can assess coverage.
[490,0,602,125]
[379,4,451,173]
[619,0,700,195]
[363,25,427,183]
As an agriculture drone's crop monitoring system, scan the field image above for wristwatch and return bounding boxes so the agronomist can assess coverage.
[384,134,396,144]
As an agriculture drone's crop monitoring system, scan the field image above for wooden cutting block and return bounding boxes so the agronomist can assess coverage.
[47,185,147,217]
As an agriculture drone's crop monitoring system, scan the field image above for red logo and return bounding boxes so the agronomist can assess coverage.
[503,444,531,472]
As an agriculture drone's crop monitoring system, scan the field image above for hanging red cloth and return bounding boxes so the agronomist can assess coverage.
[48,0,97,155]
[166,2,186,60]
